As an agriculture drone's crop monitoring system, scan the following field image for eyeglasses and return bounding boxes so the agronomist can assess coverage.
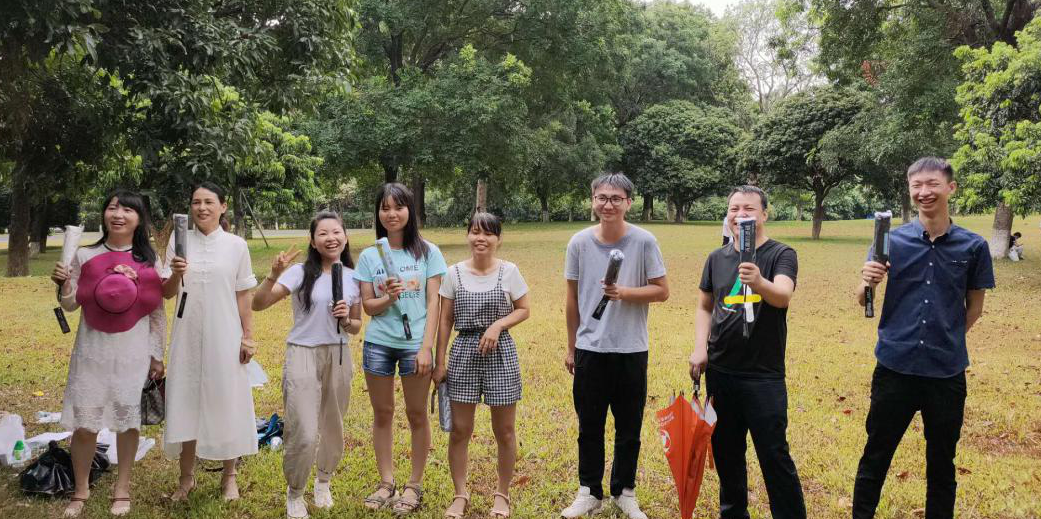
[593,195,629,206]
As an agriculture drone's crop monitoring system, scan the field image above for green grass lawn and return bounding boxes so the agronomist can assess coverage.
[1,215,1040,518]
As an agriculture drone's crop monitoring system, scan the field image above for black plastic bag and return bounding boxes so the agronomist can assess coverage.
[19,441,109,496]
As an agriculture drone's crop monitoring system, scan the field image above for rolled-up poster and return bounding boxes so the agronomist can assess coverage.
[55,226,84,333]
[375,237,413,340]
[435,382,452,432]
[737,217,757,338]
[592,249,625,320]
[865,211,892,318]
[332,261,344,364]
[173,214,189,319]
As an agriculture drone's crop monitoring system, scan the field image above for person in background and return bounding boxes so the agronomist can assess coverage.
[252,211,362,518]
[354,182,447,514]
[161,182,259,502]
[1008,232,1024,261]
[853,157,994,518]
[561,173,669,519]
[433,212,530,518]
[51,190,166,517]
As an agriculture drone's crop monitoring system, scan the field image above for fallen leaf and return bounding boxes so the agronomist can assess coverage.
[957,467,972,475]
[843,409,852,415]
[896,471,909,480]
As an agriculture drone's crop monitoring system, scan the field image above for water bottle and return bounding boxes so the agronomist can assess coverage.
[11,440,29,466]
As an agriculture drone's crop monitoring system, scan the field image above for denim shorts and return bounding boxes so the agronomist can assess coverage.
[362,341,418,377]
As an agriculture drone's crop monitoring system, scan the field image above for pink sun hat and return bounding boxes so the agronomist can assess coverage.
[76,250,162,333]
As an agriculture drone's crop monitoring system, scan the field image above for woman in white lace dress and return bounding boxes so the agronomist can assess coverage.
[161,182,259,502]
[50,190,166,517]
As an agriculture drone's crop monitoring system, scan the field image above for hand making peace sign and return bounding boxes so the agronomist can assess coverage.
[269,245,302,279]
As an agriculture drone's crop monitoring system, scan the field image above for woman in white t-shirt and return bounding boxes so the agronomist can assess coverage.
[252,212,362,519]
[433,213,530,519]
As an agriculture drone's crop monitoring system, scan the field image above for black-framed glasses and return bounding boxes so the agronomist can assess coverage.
[593,195,629,206]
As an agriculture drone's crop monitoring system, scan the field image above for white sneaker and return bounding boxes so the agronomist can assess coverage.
[313,479,333,509]
[613,488,647,519]
[286,487,309,518]
[560,486,603,518]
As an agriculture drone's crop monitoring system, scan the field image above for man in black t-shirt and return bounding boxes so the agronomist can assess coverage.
[688,186,806,519]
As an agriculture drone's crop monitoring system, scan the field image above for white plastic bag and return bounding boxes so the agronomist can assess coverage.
[96,429,155,464]
[0,414,26,457]
[246,359,268,388]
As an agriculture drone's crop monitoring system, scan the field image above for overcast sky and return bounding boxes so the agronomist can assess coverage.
[644,0,740,16]
[694,0,740,16]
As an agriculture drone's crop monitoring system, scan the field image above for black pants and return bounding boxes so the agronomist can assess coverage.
[852,364,966,519]
[573,349,648,500]
[706,368,806,519]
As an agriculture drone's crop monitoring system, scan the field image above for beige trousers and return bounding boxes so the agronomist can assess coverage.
[283,343,353,497]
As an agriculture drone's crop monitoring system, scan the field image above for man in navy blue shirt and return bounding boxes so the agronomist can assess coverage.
[853,157,995,519]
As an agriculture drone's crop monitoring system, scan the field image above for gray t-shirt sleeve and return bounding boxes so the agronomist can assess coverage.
[644,235,666,279]
[564,234,581,281]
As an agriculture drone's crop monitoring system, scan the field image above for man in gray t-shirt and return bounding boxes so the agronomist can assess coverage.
[560,173,669,519]
[565,226,667,353]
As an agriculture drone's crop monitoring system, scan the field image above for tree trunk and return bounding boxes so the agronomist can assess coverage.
[795,203,803,222]
[988,201,1013,260]
[641,194,653,222]
[6,168,31,277]
[32,203,49,255]
[539,193,550,223]
[673,201,687,223]
[667,200,676,222]
[412,174,426,228]
[381,157,398,183]
[476,178,488,214]
[231,188,248,238]
[590,206,596,222]
[900,195,912,223]
[811,191,825,240]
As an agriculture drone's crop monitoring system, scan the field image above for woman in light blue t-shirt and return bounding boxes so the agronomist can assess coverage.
[354,182,447,514]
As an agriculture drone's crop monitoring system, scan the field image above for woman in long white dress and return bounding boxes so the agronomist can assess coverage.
[161,182,259,501]
[50,190,166,517]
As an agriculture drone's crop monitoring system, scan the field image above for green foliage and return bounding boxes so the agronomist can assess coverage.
[953,17,1041,216]
[622,100,742,221]
[742,85,872,237]
[608,0,747,125]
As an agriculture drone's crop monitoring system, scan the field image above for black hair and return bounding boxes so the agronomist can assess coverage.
[590,172,634,198]
[468,212,502,237]
[298,211,355,313]
[907,157,955,182]
[190,181,230,231]
[727,185,769,210]
[93,189,158,266]
[1013,232,1022,238]
[374,182,429,260]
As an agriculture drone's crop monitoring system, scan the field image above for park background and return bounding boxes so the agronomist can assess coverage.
[2,0,1041,518]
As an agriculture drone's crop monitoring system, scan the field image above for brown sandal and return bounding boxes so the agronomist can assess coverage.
[364,481,397,510]
[444,494,470,518]
[392,483,423,515]
[221,471,240,501]
[490,492,511,518]
[109,496,131,516]
[169,475,195,502]
[63,496,89,518]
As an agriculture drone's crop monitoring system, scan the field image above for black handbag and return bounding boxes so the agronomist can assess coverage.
[141,377,165,426]
[19,441,109,496]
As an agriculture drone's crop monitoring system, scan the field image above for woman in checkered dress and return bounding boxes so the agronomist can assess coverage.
[433,212,530,519]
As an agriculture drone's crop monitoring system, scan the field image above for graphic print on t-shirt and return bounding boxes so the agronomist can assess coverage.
[373,264,424,300]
